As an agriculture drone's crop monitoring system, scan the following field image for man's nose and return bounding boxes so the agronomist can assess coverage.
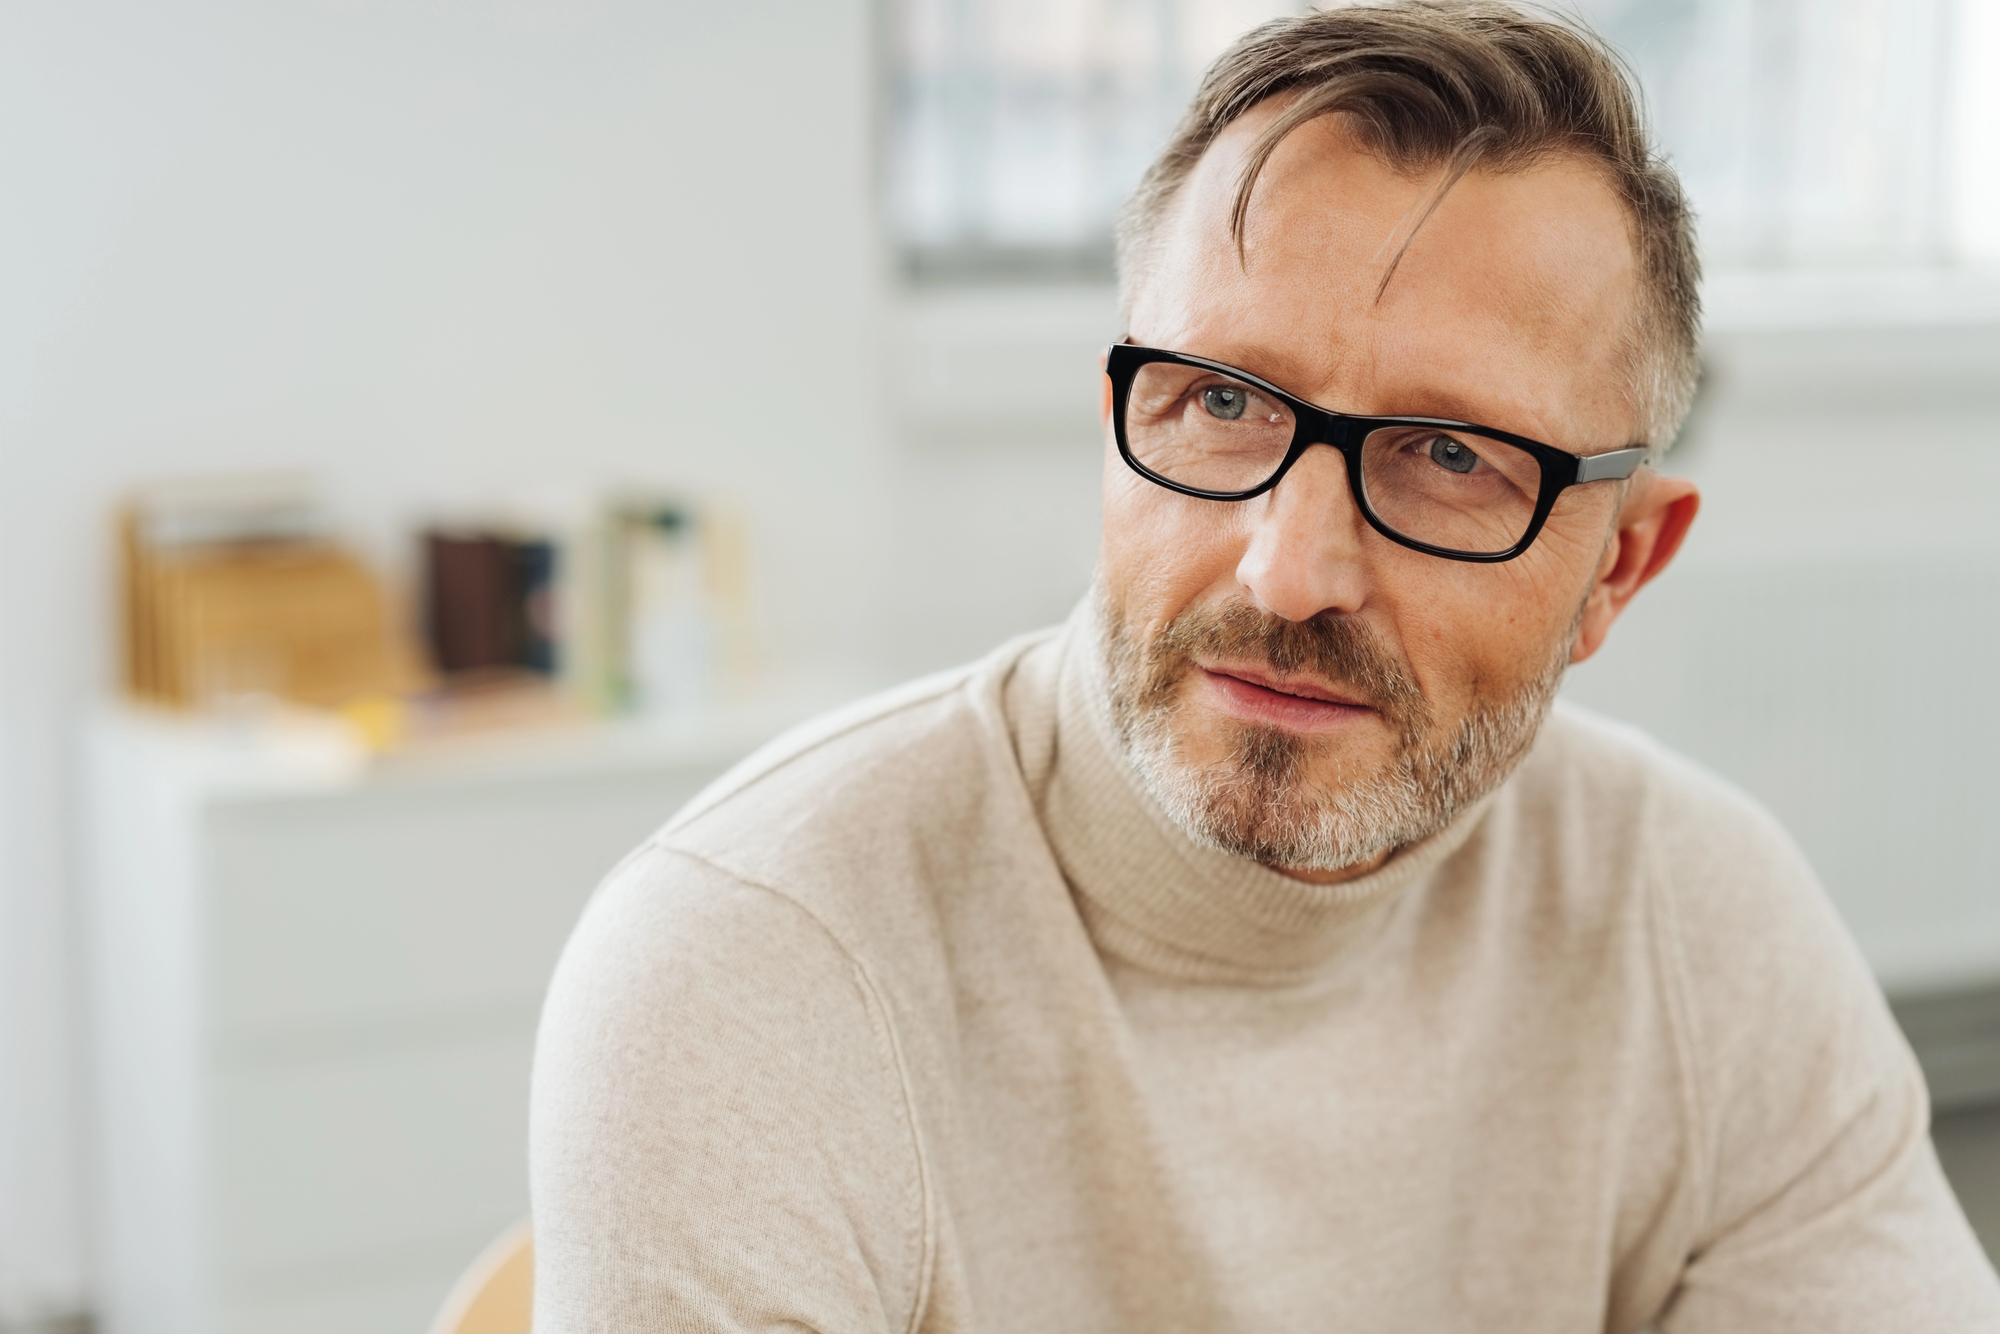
[1234,443,1374,623]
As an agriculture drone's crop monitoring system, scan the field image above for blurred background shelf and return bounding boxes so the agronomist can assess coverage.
[81,702,814,1334]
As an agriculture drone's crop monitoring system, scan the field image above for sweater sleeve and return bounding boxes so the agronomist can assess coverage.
[1649,776,2000,1331]
[529,844,928,1334]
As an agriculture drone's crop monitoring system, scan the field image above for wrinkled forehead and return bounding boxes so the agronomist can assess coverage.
[1130,108,1643,443]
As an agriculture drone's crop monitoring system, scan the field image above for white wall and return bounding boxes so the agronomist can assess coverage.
[0,0,888,1318]
[877,285,1114,671]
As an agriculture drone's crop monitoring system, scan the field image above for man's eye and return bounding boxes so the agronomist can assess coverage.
[1201,386,1248,421]
[1428,435,1480,474]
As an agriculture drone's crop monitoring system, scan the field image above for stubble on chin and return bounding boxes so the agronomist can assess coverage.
[1093,582,1569,875]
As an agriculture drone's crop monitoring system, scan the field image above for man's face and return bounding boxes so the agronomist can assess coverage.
[1101,107,1645,881]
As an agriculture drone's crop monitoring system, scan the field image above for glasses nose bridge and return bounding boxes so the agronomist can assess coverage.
[1268,408,1366,503]
[1284,406,1362,469]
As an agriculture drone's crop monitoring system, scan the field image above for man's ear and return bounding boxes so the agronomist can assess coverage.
[1570,469,1700,664]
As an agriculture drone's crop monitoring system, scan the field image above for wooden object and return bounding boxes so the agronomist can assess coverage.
[119,491,419,711]
[428,1221,533,1334]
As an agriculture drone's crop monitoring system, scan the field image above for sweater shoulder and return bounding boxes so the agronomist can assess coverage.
[533,846,930,1330]
[1515,700,1818,906]
[1493,702,1879,1050]
[1523,700,1770,828]
[1517,701,1901,1130]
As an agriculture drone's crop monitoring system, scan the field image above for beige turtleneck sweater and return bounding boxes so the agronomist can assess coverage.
[530,614,2000,1332]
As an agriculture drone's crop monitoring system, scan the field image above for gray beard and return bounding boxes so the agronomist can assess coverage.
[1095,582,1574,875]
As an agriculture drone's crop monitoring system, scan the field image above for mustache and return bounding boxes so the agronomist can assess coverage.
[1145,601,1430,740]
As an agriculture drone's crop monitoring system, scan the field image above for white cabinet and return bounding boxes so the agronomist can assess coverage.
[83,708,765,1334]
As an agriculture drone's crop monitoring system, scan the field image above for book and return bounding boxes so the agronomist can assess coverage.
[421,530,559,679]
[119,474,419,711]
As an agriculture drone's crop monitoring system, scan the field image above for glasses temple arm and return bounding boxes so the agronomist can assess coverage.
[1573,446,1650,484]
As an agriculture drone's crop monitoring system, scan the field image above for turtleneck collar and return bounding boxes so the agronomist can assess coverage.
[1035,603,1491,987]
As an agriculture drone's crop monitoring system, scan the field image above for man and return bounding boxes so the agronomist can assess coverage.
[531,4,2000,1329]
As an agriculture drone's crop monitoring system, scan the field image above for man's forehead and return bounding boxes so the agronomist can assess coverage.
[1132,108,1642,441]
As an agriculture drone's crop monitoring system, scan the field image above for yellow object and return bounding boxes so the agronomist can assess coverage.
[338,694,404,752]
[428,1219,532,1334]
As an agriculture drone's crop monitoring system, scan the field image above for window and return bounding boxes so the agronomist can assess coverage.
[888,0,1310,281]
[1591,0,1996,266]
[886,0,2000,282]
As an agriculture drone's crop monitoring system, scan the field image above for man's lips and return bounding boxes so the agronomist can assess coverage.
[1196,663,1376,730]
[1205,664,1369,706]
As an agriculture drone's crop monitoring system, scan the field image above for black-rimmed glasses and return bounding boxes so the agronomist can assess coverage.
[1106,344,1649,563]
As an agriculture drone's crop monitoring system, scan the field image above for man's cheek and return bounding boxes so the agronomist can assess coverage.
[1399,588,1561,726]
[1383,601,1474,721]
[1151,518,1249,604]
[1108,534,1217,628]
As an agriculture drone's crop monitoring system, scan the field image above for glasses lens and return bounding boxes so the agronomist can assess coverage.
[1124,361,1295,493]
[1360,425,1544,555]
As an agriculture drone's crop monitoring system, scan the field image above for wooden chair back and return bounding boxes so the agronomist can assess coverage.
[427,1219,533,1334]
